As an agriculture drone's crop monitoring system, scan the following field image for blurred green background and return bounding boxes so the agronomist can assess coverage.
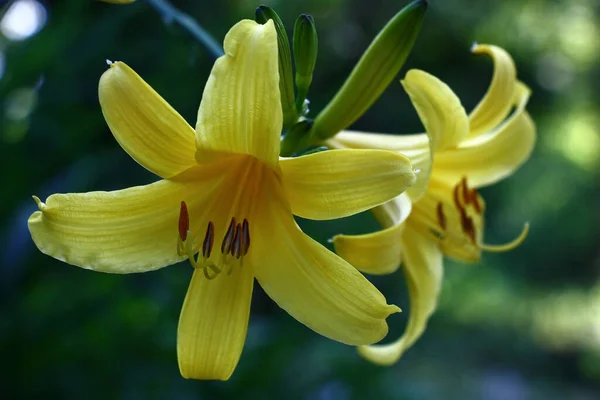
[1,0,599,398]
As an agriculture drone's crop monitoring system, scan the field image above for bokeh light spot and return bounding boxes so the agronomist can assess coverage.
[547,111,600,171]
[0,0,47,41]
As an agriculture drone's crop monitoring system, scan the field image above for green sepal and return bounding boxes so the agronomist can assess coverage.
[255,5,298,130]
[293,14,318,114]
[311,0,427,140]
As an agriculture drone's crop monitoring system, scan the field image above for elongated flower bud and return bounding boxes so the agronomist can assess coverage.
[293,14,318,114]
[312,0,427,140]
[256,6,298,130]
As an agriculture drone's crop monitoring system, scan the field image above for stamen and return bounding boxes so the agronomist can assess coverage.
[469,189,482,214]
[436,203,447,231]
[480,223,530,253]
[203,262,222,280]
[202,221,215,258]
[221,217,236,254]
[453,183,465,213]
[231,224,243,259]
[178,201,189,241]
[242,219,250,255]
[460,177,469,203]
[456,205,476,243]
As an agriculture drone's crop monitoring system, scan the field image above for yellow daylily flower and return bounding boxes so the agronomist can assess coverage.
[27,20,417,380]
[329,44,536,366]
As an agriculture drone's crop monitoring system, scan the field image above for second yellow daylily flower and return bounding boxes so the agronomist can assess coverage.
[27,20,416,380]
[329,44,536,366]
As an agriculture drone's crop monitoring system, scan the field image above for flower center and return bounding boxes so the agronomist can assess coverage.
[177,201,252,280]
[416,177,529,262]
[174,155,267,279]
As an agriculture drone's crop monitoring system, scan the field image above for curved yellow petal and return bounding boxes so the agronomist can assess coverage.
[251,189,400,345]
[177,266,254,380]
[99,62,197,179]
[468,44,517,137]
[358,223,443,365]
[280,149,415,221]
[28,164,226,273]
[434,82,535,188]
[333,193,412,275]
[195,19,281,168]
[329,131,431,201]
[402,69,469,151]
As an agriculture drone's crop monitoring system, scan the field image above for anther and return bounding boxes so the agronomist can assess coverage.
[453,183,465,213]
[221,217,236,254]
[242,219,250,256]
[202,221,215,258]
[231,224,243,259]
[458,207,476,243]
[460,177,469,203]
[178,201,189,241]
[436,203,447,231]
[469,189,482,214]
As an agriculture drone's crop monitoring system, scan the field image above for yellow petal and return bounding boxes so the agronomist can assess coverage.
[195,20,282,168]
[177,266,254,380]
[333,193,412,275]
[251,191,400,345]
[402,69,469,151]
[358,223,443,365]
[28,164,226,273]
[468,44,517,137]
[99,62,197,179]
[433,82,535,188]
[280,149,415,220]
[329,131,431,201]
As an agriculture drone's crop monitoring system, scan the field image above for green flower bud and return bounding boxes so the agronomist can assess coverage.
[256,6,298,130]
[311,0,427,140]
[293,14,318,114]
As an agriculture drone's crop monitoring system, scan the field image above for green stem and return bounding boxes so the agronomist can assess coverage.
[145,0,224,59]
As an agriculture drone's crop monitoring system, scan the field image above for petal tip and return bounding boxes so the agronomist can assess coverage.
[32,195,45,211]
[357,344,399,366]
[388,304,402,315]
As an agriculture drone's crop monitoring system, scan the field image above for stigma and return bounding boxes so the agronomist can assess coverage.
[177,201,251,280]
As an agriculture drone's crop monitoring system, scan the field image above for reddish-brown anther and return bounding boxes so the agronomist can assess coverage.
[221,217,236,254]
[242,219,250,255]
[470,189,482,214]
[202,221,215,258]
[436,203,447,231]
[178,201,189,241]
